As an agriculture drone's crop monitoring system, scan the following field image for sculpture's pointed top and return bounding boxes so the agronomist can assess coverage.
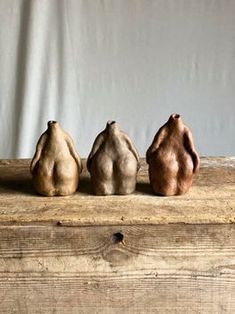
[48,120,58,127]
[47,121,61,132]
[168,114,183,127]
[170,113,181,120]
[106,120,119,133]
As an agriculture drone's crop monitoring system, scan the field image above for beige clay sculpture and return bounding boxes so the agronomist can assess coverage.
[146,114,200,196]
[30,121,82,196]
[87,121,140,195]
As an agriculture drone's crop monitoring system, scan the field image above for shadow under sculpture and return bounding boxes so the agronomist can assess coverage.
[87,121,140,195]
[146,114,200,196]
[30,121,82,196]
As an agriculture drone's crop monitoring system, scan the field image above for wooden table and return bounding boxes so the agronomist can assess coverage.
[0,157,235,313]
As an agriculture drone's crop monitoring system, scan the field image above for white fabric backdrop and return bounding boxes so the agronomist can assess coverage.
[0,0,235,158]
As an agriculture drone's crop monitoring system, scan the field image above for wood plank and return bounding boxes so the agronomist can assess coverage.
[0,224,235,313]
[0,157,234,225]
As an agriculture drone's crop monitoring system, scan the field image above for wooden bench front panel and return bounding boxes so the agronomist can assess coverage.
[0,223,235,314]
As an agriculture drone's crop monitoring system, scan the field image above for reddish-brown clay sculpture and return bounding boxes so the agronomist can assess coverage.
[146,114,200,196]
[30,121,82,196]
[87,121,140,195]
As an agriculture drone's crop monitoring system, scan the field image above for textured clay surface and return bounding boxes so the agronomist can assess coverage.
[30,121,82,196]
[146,114,200,196]
[87,121,140,195]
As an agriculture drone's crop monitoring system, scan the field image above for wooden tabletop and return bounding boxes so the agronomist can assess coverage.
[0,157,234,225]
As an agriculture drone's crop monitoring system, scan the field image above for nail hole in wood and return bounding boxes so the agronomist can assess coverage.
[112,232,124,244]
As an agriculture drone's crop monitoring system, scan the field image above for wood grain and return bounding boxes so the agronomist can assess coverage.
[0,157,234,225]
[0,224,235,313]
[0,158,235,313]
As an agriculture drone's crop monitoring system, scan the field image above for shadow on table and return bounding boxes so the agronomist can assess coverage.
[0,176,35,196]
[78,176,93,195]
[135,182,154,195]
[0,175,155,197]
[0,176,93,197]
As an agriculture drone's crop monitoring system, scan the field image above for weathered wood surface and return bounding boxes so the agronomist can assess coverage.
[0,157,234,225]
[0,158,235,313]
[0,223,235,313]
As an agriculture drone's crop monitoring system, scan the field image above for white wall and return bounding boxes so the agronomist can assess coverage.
[0,0,235,158]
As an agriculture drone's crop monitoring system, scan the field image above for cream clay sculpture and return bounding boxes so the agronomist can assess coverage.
[87,121,140,195]
[30,121,82,196]
[146,114,200,196]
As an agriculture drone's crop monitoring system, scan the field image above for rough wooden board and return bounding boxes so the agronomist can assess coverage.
[0,224,235,313]
[0,157,234,225]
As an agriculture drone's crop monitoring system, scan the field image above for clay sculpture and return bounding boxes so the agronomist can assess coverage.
[146,114,200,196]
[30,121,82,196]
[87,121,140,195]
